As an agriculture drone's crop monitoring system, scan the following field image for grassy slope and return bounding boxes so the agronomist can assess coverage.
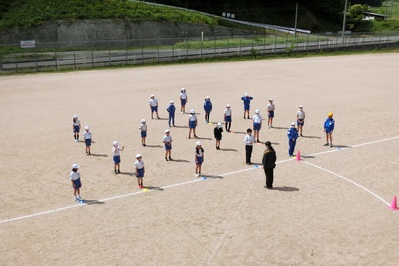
[0,0,218,31]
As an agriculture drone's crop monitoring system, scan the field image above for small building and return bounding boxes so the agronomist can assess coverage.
[362,11,387,21]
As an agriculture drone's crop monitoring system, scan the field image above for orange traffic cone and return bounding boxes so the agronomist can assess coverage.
[295,150,301,161]
[389,196,398,210]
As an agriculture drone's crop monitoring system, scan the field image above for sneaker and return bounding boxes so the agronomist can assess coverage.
[169,157,173,161]
[75,197,80,202]
[194,135,199,138]
[157,116,160,119]
[195,173,199,177]
[268,126,271,129]
[324,143,329,146]
[330,143,333,147]
[115,170,118,174]
[139,185,143,189]
[118,169,121,174]
[165,157,168,161]
[75,139,78,142]
[300,134,303,137]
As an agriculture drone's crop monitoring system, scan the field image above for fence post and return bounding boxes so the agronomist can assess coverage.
[35,45,39,72]
[14,45,18,73]
[73,42,76,70]
[91,41,94,68]
[239,37,241,57]
[157,39,160,63]
[186,38,188,60]
[172,42,175,62]
[141,40,144,64]
[108,41,111,66]
[55,42,58,71]
[200,37,203,59]
[274,35,277,54]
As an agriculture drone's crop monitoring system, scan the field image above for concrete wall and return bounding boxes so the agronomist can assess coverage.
[0,19,259,45]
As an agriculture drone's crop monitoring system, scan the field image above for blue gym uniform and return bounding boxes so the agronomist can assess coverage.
[167,104,176,126]
[324,118,335,133]
[241,96,253,110]
[287,126,299,156]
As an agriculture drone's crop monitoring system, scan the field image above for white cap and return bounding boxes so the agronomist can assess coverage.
[165,129,170,133]
[72,164,80,169]
[136,154,142,158]
[255,109,260,114]
[269,98,273,101]
[84,126,90,130]
[217,122,222,128]
[196,142,202,146]
[291,122,295,126]
[190,109,195,114]
[113,141,118,146]
[181,88,185,92]
[226,104,230,108]
[141,119,146,123]
[299,105,303,108]
[170,100,174,104]
[73,114,78,118]
[150,94,154,97]
[245,93,249,96]
[206,96,210,99]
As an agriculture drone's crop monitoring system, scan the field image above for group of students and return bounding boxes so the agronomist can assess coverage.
[69,90,336,201]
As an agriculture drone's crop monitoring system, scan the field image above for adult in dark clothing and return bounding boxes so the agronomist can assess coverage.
[262,141,277,189]
[213,122,223,150]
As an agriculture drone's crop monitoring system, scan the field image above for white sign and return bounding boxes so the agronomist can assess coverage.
[20,40,36,49]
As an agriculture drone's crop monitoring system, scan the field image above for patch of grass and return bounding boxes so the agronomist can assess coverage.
[0,0,219,31]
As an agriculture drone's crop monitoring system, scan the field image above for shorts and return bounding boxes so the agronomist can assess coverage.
[253,122,261,131]
[196,156,203,165]
[325,129,333,134]
[73,125,80,133]
[244,106,250,111]
[297,119,304,126]
[181,99,187,105]
[141,130,147,138]
[85,139,91,146]
[136,168,144,178]
[164,143,172,150]
[72,178,81,189]
[151,106,158,112]
[113,155,121,164]
[189,121,197,129]
[268,111,274,118]
[224,116,232,123]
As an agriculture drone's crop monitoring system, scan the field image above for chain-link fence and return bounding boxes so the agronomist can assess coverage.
[1,32,398,73]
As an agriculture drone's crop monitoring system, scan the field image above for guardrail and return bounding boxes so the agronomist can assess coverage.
[1,33,398,73]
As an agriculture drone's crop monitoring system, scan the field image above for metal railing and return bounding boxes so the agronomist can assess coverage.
[1,32,398,73]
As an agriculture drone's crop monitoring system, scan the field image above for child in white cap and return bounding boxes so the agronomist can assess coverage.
[267,98,275,128]
[195,142,204,177]
[224,104,232,132]
[163,129,173,161]
[214,122,223,150]
[252,109,262,143]
[203,96,213,124]
[112,141,124,174]
[70,164,82,202]
[296,105,305,137]
[149,94,160,119]
[241,93,253,119]
[139,119,147,147]
[167,100,176,127]
[188,109,198,139]
[180,88,188,114]
[134,154,145,189]
[72,114,81,142]
[82,126,92,155]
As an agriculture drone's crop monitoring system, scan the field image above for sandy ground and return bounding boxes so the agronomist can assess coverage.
[1,53,399,265]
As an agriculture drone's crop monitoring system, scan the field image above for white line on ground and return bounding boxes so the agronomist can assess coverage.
[1,136,398,224]
[302,161,390,206]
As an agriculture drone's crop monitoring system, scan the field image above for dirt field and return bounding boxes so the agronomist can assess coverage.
[1,53,399,265]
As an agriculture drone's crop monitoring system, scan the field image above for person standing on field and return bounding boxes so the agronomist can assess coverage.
[296,105,306,137]
[180,88,188,114]
[224,104,232,132]
[267,99,275,128]
[262,141,277,189]
[324,112,335,147]
[287,122,299,157]
[241,93,253,119]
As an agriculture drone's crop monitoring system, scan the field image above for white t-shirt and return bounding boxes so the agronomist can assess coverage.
[267,103,275,111]
[297,110,306,120]
[188,114,197,121]
[149,98,158,107]
[112,146,122,156]
[134,160,144,169]
[83,131,92,139]
[180,92,187,100]
[139,123,147,131]
[244,134,255,145]
[224,108,232,116]
[163,135,172,143]
[195,148,204,157]
[73,119,80,126]
[70,171,80,181]
[253,114,262,123]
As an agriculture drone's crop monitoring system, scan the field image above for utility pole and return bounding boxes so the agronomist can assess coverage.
[294,3,298,38]
[341,0,348,44]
